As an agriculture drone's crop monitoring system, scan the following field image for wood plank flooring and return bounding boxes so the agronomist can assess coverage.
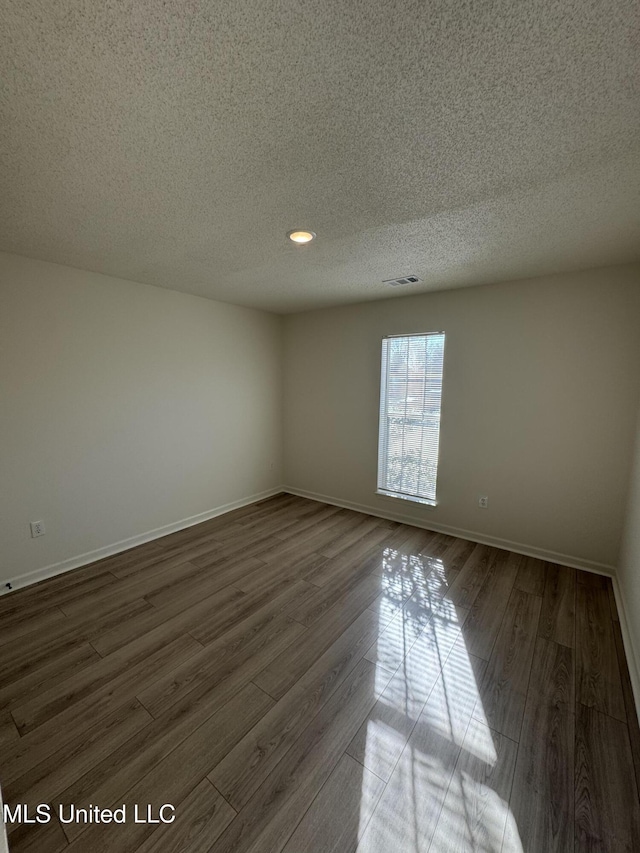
[1,493,639,852]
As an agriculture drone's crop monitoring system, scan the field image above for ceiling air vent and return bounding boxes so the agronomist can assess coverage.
[383,275,421,287]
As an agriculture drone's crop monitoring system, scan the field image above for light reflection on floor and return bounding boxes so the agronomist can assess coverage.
[356,547,524,853]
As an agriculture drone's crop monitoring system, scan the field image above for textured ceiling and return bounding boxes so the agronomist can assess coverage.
[1,1,639,313]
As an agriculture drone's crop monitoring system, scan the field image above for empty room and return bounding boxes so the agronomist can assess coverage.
[1,2,640,852]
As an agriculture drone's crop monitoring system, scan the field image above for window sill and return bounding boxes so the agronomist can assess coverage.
[376,490,437,508]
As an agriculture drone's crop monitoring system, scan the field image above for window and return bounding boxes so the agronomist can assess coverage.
[377,332,445,506]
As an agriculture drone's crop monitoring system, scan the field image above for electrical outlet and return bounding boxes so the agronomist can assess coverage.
[30,520,46,538]
[478,496,489,509]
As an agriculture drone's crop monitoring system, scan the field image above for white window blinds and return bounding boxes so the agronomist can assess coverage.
[377,332,445,505]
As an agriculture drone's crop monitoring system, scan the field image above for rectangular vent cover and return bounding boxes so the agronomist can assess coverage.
[383,275,421,287]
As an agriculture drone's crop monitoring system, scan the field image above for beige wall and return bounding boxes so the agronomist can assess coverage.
[283,265,640,570]
[3,254,639,588]
[0,253,283,585]
[618,401,640,696]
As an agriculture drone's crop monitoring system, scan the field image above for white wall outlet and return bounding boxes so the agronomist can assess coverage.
[30,520,46,538]
[478,496,489,509]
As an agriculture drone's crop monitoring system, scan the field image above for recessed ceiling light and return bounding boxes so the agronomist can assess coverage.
[287,229,316,244]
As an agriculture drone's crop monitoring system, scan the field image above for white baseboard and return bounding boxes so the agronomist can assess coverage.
[282,485,616,576]
[1,487,283,595]
[611,576,640,724]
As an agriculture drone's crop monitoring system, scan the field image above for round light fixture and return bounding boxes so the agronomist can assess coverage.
[287,229,316,244]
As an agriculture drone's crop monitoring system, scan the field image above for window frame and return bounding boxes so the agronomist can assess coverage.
[376,330,445,508]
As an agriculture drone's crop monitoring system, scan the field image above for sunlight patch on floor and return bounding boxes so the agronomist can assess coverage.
[356,548,524,852]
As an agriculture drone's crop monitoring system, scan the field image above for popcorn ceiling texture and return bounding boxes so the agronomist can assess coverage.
[0,0,639,313]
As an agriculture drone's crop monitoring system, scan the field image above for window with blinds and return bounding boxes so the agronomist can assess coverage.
[377,332,445,506]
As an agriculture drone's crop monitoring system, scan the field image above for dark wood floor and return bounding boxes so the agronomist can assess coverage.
[1,493,639,852]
